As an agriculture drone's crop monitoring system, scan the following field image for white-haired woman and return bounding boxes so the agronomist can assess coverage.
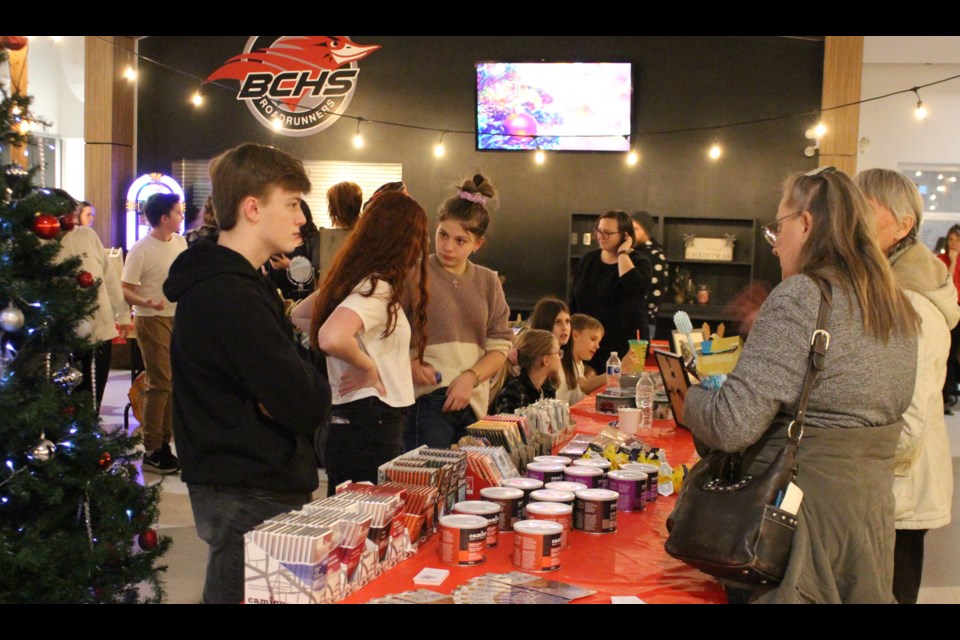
[856,168,959,604]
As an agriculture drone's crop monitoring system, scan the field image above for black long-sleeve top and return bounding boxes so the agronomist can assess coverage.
[570,249,652,373]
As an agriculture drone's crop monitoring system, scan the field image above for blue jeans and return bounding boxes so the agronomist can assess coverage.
[188,484,311,604]
[402,389,477,451]
[324,397,406,496]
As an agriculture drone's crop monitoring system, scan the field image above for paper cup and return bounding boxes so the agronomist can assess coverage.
[618,407,641,435]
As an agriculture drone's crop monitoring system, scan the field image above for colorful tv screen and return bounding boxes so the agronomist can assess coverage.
[476,62,632,152]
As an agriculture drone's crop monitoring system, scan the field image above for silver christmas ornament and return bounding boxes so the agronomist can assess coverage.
[0,303,24,332]
[53,364,83,392]
[28,437,56,464]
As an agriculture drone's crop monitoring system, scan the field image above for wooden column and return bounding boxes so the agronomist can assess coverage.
[819,36,863,176]
[7,42,28,166]
[85,36,136,248]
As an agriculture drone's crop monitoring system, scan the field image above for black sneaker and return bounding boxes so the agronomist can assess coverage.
[143,447,179,475]
[160,443,181,472]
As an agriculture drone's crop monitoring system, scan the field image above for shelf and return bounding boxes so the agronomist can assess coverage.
[669,259,753,266]
[658,304,735,323]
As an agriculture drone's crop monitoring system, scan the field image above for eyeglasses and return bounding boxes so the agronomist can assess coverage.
[594,227,618,239]
[761,211,803,247]
[762,167,838,247]
[548,349,564,358]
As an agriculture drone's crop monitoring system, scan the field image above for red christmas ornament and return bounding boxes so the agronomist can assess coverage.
[138,528,159,551]
[0,36,28,51]
[32,213,61,239]
[98,452,112,470]
[59,213,77,232]
[77,271,95,288]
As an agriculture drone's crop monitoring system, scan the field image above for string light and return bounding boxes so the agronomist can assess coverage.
[533,138,545,165]
[11,106,20,116]
[191,91,203,107]
[18,120,30,135]
[353,119,364,148]
[626,150,639,166]
[434,131,446,158]
[813,122,827,138]
[123,66,137,81]
[708,140,722,160]
[913,88,927,120]
[271,118,283,131]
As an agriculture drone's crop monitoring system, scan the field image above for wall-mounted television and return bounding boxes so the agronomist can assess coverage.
[476,62,632,152]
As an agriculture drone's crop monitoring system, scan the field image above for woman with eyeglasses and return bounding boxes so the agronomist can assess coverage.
[570,210,652,374]
[682,168,919,603]
[856,169,958,604]
[490,329,561,414]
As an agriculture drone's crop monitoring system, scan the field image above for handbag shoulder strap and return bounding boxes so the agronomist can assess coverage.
[790,286,831,442]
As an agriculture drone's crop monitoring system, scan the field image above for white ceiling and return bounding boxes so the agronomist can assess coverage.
[864,36,960,64]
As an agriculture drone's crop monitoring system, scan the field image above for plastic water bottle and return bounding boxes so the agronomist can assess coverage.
[606,352,621,389]
[635,372,655,430]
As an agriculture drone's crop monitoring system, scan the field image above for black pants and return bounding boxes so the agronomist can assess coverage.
[75,340,112,415]
[893,528,927,604]
[324,397,406,496]
[945,323,960,402]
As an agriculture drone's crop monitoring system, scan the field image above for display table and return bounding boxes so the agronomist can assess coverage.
[342,390,724,604]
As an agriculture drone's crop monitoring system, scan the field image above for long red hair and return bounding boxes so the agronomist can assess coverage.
[310,191,429,359]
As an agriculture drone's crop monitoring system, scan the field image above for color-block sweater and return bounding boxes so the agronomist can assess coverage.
[414,255,514,419]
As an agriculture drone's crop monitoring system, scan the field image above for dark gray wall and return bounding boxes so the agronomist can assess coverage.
[137,35,823,309]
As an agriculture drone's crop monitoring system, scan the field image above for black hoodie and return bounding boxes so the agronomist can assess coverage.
[164,242,331,493]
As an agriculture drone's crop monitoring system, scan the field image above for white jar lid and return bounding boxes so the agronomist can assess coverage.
[439,514,489,529]
[454,500,502,515]
[513,519,564,535]
[480,486,524,500]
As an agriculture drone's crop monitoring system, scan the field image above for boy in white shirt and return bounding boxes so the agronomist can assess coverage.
[121,193,187,473]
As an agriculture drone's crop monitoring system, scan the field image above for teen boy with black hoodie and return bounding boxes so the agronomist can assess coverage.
[164,143,331,604]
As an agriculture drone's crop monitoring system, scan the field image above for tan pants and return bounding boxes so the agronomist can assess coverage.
[135,315,174,452]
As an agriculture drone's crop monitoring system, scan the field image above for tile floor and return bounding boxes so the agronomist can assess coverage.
[102,370,960,604]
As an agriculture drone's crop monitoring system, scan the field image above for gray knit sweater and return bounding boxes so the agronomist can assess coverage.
[685,274,917,452]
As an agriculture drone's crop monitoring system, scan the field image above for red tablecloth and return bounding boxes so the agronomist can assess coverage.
[343,390,724,604]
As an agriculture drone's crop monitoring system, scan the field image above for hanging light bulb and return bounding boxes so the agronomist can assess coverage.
[709,140,722,160]
[626,150,639,166]
[913,88,927,120]
[813,122,827,138]
[353,119,364,148]
[11,106,20,116]
[271,118,283,131]
[123,66,137,81]
[18,120,30,134]
[191,91,203,107]
[434,131,446,158]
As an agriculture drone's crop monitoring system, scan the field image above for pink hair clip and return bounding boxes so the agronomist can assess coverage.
[458,190,488,206]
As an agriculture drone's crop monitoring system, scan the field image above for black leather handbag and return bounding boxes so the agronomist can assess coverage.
[665,292,830,586]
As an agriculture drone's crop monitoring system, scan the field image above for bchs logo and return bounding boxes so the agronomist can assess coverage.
[206,36,381,137]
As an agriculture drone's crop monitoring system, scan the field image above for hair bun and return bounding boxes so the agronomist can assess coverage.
[473,174,485,188]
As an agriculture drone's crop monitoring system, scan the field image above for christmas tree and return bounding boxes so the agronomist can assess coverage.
[0,38,168,603]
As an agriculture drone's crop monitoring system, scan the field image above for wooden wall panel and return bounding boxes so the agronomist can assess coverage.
[820,36,863,176]
[85,36,136,247]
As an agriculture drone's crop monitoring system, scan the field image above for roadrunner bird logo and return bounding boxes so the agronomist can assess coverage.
[206,36,381,137]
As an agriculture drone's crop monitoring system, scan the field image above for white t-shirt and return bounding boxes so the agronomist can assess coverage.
[556,360,586,405]
[325,278,415,408]
[121,233,187,317]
